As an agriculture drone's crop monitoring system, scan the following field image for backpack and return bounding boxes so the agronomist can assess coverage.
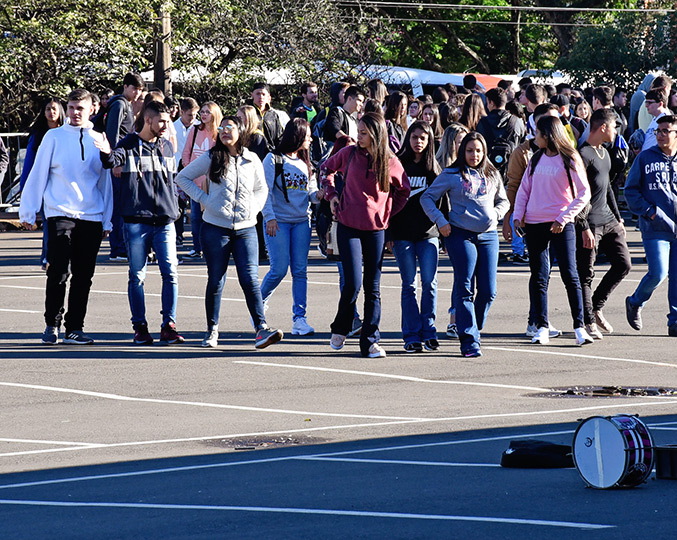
[272,153,290,203]
[311,106,331,164]
[487,118,519,178]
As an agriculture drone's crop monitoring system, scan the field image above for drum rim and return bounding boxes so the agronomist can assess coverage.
[572,414,655,489]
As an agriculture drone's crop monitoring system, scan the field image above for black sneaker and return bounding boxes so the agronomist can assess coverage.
[255,326,283,349]
[42,325,59,345]
[423,338,440,351]
[63,330,94,345]
[512,252,529,265]
[403,342,423,353]
[625,296,642,331]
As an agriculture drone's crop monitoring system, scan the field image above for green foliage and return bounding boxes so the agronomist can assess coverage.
[0,0,156,129]
[557,10,676,90]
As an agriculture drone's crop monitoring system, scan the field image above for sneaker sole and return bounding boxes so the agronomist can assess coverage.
[41,339,58,345]
[255,330,283,349]
[201,342,217,348]
[367,351,387,358]
[347,328,362,338]
[62,339,94,345]
[291,329,315,336]
[134,340,154,345]
[160,339,184,345]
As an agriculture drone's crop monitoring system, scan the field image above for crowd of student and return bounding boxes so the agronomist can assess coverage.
[16,71,677,358]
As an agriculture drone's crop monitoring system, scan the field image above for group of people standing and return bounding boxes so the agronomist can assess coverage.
[16,72,677,358]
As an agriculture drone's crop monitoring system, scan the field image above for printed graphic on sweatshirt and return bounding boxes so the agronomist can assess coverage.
[644,159,677,188]
[408,175,428,197]
[461,170,488,198]
[283,170,309,191]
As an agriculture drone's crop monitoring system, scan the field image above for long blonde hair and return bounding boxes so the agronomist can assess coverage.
[436,123,469,169]
[199,101,223,139]
[237,105,263,147]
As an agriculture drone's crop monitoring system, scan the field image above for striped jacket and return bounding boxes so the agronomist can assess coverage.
[101,133,179,225]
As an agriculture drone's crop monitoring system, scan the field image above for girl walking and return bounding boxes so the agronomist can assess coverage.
[322,113,410,358]
[175,116,283,349]
[389,121,442,352]
[260,118,322,335]
[513,116,593,346]
[421,132,509,357]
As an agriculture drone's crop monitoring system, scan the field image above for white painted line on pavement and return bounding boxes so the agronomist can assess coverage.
[3,420,677,487]
[0,499,614,529]
[296,456,502,468]
[0,308,41,314]
[2,399,677,460]
[233,360,551,392]
[0,438,99,447]
[0,284,244,302]
[0,381,427,421]
[486,346,677,369]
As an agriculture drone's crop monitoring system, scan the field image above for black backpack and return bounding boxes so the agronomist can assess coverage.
[272,153,290,203]
[487,118,519,178]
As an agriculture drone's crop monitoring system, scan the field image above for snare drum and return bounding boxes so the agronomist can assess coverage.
[573,414,654,489]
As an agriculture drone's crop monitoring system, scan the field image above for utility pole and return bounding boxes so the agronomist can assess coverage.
[154,4,172,95]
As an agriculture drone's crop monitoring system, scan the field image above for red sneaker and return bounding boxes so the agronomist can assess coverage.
[133,323,154,345]
[160,322,184,345]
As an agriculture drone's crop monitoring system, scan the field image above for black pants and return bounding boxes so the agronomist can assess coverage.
[575,220,632,325]
[45,217,103,332]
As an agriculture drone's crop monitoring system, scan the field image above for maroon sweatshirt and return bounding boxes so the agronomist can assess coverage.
[321,146,410,231]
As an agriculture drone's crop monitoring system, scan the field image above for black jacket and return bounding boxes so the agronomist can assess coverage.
[101,134,179,225]
[476,109,525,151]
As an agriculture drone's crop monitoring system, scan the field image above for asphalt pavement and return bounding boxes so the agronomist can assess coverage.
[1,226,676,539]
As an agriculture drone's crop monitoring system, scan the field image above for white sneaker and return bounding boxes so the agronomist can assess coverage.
[526,322,561,338]
[531,326,550,345]
[202,329,218,348]
[292,317,315,336]
[330,334,346,350]
[585,323,603,340]
[367,343,387,358]
[575,327,594,346]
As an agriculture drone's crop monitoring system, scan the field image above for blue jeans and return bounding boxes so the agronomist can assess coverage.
[261,220,311,321]
[629,232,677,326]
[446,228,499,354]
[336,261,360,319]
[392,238,439,344]
[109,175,127,257]
[524,222,584,329]
[123,222,178,328]
[201,222,266,331]
[190,199,203,252]
[331,223,384,356]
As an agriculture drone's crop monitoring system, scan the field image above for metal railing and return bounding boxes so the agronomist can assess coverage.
[0,132,29,209]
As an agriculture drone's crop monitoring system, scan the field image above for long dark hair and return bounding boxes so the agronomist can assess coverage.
[384,91,408,132]
[529,115,578,178]
[209,116,245,184]
[421,103,444,139]
[360,112,392,193]
[29,98,65,146]
[452,131,499,186]
[459,94,486,131]
[398,120,441,175]
[276,117,312,175]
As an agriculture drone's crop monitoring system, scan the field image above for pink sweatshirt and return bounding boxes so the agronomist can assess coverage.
[322,146,410,231]
[513,152,590,225]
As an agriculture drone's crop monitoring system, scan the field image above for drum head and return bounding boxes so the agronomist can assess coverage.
[573,417,627,488]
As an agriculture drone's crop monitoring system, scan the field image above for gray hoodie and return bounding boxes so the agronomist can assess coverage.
[261,153,320,223]
[420,166,509,233]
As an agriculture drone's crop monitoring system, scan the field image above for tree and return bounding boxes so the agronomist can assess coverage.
[0,0,385,130]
